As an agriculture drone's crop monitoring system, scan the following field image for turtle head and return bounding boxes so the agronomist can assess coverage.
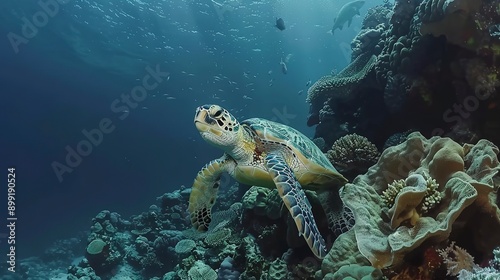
[194,105,240,150]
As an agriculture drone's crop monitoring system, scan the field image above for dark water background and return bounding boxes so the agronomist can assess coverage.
[0,0,380,258]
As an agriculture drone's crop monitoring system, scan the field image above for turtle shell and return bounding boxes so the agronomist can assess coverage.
[240,118,347,188]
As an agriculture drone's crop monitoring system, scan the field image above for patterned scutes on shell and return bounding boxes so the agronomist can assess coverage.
[241,118,336,172]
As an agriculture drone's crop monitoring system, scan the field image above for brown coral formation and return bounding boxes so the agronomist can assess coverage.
[326,133,379,176]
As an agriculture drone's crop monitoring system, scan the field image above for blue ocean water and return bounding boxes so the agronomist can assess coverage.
[0,0,379,260]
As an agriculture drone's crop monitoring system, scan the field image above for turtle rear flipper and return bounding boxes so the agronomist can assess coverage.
[188,155,236,231]
[265,153,328,259]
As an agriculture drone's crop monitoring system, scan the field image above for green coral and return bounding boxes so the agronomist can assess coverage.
[130,228,151,236]
[327,264,383,280]
[242,186,284,219]
[204,228,232,246]
[306,53,377,104]
[187,260,217,280]
[174,239,196,254]
[238,235,265,279]
[265,258,289,280]
[86,239,107,255]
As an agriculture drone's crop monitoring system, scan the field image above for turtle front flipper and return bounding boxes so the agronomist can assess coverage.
[265,153,328,259]
[188,154,236,232]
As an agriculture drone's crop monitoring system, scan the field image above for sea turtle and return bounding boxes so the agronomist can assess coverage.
[188,104,347,258]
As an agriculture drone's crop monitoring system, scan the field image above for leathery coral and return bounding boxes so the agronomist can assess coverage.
[320,132,500,275]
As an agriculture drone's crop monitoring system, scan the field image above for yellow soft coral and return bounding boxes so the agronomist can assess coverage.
[382,172,441,214]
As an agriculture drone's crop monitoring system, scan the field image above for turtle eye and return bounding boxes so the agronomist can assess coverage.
[213,110,223,118]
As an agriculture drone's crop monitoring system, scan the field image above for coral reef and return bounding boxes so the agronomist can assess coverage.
[309,0,500,164]
[317,132,500,279]
[438,241,475,276]
[36,135,498,280]
[306,53,377,105]
[306,53,378,128]
[418,0,485,50]
[325,133,380,179]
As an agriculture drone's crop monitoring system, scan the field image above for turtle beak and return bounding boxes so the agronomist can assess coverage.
[194,109,209,132]
[195,120,210,132]
[194,107,222,136]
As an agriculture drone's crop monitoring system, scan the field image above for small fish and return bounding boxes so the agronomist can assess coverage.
[280,58,287,74]
[275,17,285,31]
[298,90,304,95]
[306,80,311,87]
[268,70,272,75]
[243,95,253,100]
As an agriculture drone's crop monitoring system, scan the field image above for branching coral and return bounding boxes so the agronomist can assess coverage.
[382,172,441,215]
[326,133,379,174]
[438,241,475,276]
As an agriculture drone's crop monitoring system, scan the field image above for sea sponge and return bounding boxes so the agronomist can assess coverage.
[324,132,500,270]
